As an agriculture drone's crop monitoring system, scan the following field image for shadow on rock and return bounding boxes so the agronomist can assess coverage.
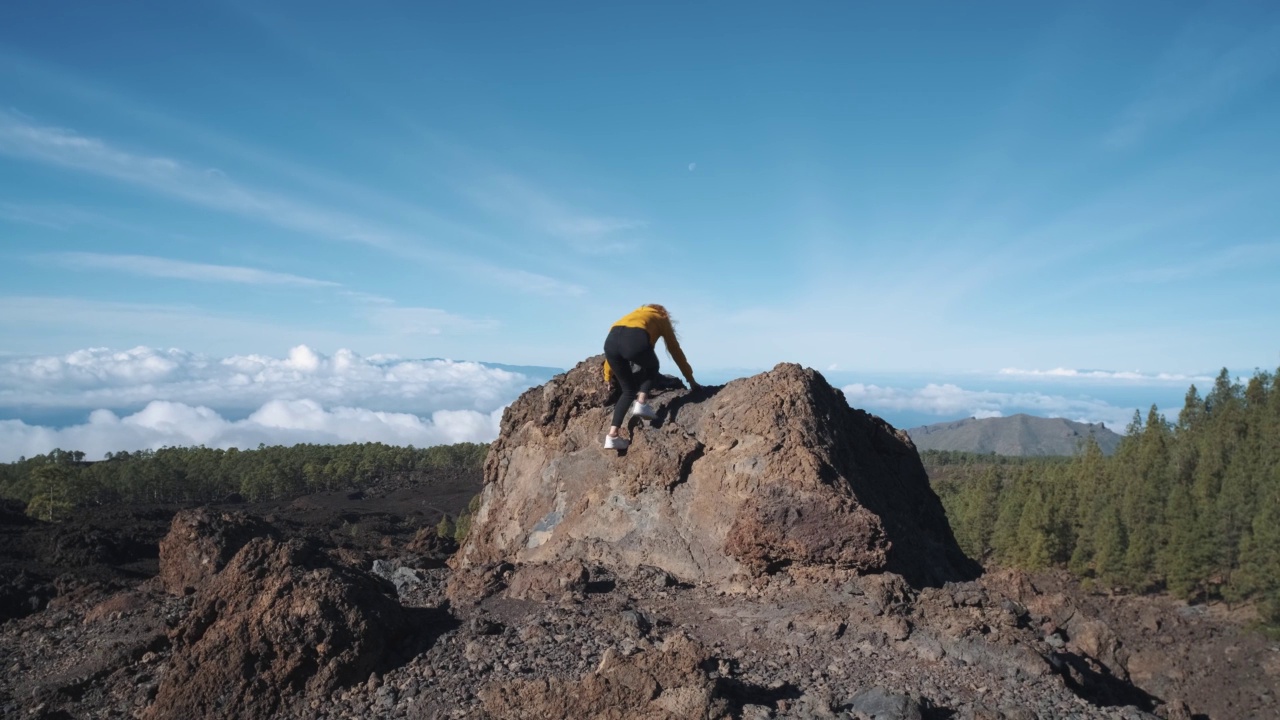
[650,382,722,428]
[1050,650,1159,713]
[713,676,803,715]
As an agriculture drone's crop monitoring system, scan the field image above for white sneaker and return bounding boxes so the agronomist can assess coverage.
[604,434,630,450]
[631,401,657,420]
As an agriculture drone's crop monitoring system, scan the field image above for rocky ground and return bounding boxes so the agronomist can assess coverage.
[1,360,1277,719]
[2,474,1276,719]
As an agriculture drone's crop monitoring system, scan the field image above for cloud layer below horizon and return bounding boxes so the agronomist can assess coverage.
[0,344,1201,461]
[0,344,547,413]
[0,345,556,461]
[840,381,1140,430]
[1,400,504,463]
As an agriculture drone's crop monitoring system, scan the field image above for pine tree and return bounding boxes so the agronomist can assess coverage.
[1162,482,1217,600]
[1121,406,1171,589]
[25,463,75,522]
[991,476,1029,563]
[1067,437,1108,576]
[1015,483,1062,569]
[1094,504,1128,585]
[970,466,1002,560]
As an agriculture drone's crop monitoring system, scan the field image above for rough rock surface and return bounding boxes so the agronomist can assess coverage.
[454,358,975,592]
[158,507,277,595]
[478,631,730,719]
[145,537,421,720]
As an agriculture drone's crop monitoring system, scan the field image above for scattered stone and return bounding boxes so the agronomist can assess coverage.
[845,687,925,720]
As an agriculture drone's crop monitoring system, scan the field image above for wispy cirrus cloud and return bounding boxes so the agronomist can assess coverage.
[0,295,328,350]
[0,110,585,297]
[0,109,418,256]
[0,295,497,355]
[1106,20,1280,148]
[40,252,341,288]
[463,173,646,254]
[20,251,499,338]
[367,307,500,336]
[1119,242,1280,284]
[0,201,90,230]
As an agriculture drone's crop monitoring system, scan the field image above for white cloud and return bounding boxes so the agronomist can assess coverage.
[0,345,552,414]
[0,400,505,462]
[997,367,1213,382]
[42,252,340,288]
[0,296,356,354]
[842,382,1137,431]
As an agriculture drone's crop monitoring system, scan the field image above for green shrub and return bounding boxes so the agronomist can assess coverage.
[436,514,455,539]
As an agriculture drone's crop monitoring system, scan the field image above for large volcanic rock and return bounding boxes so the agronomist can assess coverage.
[453,358,974,595]
[146,537,420,720]
[158,508,277,595]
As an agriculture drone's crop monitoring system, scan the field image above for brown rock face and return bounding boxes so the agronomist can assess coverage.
[158,508,276,595]
[146,537,418,720]
[454,358,974,595]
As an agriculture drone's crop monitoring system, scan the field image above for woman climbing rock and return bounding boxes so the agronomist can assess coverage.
[602,304,698,449]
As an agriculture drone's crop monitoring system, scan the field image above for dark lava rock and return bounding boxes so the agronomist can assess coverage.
[145,537,423,720]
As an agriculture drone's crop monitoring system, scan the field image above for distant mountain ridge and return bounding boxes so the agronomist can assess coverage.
[426,359,563,378]
[906,414,1123,456]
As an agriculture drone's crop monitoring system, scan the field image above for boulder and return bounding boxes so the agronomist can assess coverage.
[453,358,974,597]
[145,537,417,720]
[157,508,276,595]
[505,559,589,601]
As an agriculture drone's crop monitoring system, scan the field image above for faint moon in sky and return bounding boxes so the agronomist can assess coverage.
[688,162,697,171]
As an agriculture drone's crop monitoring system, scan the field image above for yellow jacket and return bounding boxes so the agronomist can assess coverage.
[602,306,695,386]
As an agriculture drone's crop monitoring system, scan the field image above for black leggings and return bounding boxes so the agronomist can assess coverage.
[604,325,659,427]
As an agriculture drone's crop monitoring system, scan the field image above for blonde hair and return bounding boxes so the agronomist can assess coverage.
[645,304,679,343]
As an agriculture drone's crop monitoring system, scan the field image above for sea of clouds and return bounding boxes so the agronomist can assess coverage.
[0,345,556,461]
[840,382,1137,428]
[823,365,1215,434]
[0,345,1214,462]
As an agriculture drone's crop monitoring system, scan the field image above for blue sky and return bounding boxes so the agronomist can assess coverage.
[1,2,1278,458]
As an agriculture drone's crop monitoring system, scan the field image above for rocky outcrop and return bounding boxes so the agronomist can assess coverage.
[146,537,419,720]
[453,358,975,597]
[158,508,277,595]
